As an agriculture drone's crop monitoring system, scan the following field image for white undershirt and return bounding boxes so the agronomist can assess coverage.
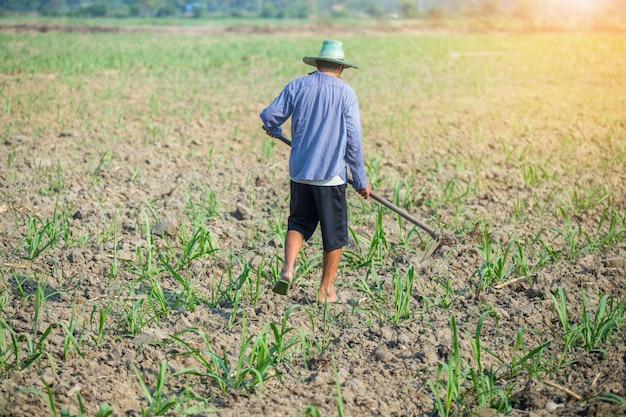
[293,175,345,186]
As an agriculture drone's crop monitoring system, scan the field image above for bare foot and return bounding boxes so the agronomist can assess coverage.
[318,291,347,305]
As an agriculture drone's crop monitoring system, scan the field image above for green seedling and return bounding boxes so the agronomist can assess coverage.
[298,405,322,417]
[172,319,282,396]
[20,379,61,417]
[431,275,457,310]
[38,161,65,196]
[89,301,112,348]
[391,264,415,324]
[61,391,113,417]
[7,147,16,168]
[91,151,112,186]
[121,288,149,337]
[595,392,626,406]
[580,291,625,352]
[133,361,178,416]
[551,287,581,370]
[352,267,386,320]
[474,231,513,293]
[427,315,462,417]
[333,355,345,417]
[509,327,550,380]
[466,310,512,412]
[19,213,60,260]
[556,207,589,260]
[58,299,86,361]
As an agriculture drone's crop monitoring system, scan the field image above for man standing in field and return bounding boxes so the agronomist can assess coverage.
[260,39,371,305]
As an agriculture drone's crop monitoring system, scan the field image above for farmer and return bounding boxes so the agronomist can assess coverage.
[260,39,371,304]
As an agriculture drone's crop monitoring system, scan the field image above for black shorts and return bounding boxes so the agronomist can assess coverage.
[288,181,348,252]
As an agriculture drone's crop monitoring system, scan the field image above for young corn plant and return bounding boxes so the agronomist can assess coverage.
[32,281,47,341]
[391,265,416,325]
[536,235,560,265]
[96,205,121,246]
[474,231,513,294]
[427,315,462,417]
[318,302,343,354]
[158,258,199,312]
[89,301,113,348]
[169,223,217,269]
[120,284,150,337]
[466,311,512,413]
[90,151,112,186]
[262,253,284,294]
[508,327,551,381]
[227,280,245,331]
[1,309,54,372]
[296,250,323,282]
[299,405,322,417]
[351,266,387,321]
[20,379,62,417]
[244,322,283,394]
[156,223,217,311]
[568,187,609,213]
[551,287,582,370]
[184,188,218,225]
[133,360,205,416]
[552,207,589,261]
[266,305,306,369]
[0,316,17,373]
[595,392,626,407]
[345,205,390,269]
[144,274,171,320]
[365,156,383,188]
[392,173,419,209]
[512,194,526,221]
[367,207,389,265]
[172,318,283,397]
[18,213,60,260]
[57,299,86,361]
[6,147,16,168]
[343,228,368,268]
[38,161,65,196]
[333,354,346,417]
[522,164,539,187]
[170,328,230,391]
[579,291,626,353]
[507,237,525,277]
[590,207,626,251]
[246,256,269,305]
[426,274,458,310]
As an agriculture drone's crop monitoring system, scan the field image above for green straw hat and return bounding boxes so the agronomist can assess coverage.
[303,40,359,69]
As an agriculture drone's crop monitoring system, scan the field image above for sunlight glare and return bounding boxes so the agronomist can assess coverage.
[553,0,605,13]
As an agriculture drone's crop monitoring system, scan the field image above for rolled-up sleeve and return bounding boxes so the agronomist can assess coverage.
[260,87,292,138]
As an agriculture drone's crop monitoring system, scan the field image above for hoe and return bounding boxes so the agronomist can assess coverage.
[265,129,443,262]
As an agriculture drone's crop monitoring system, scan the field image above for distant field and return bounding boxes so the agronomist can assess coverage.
[0,23,625,416]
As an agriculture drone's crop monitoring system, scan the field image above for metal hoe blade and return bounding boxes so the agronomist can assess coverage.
[420,233,442,262]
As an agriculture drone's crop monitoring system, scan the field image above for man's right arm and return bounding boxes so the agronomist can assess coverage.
[344,96,368,193]
[260,87,292,138]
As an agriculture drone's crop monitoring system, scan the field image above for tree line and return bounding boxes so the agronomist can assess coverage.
[1,0,624,20]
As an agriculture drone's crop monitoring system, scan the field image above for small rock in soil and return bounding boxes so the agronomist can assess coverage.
[151,218,179,237]
[232,202,253,220]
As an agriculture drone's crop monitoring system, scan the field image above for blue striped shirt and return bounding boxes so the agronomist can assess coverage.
[260,71,368,191]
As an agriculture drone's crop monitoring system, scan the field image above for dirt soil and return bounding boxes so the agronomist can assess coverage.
[0,22,626,417]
